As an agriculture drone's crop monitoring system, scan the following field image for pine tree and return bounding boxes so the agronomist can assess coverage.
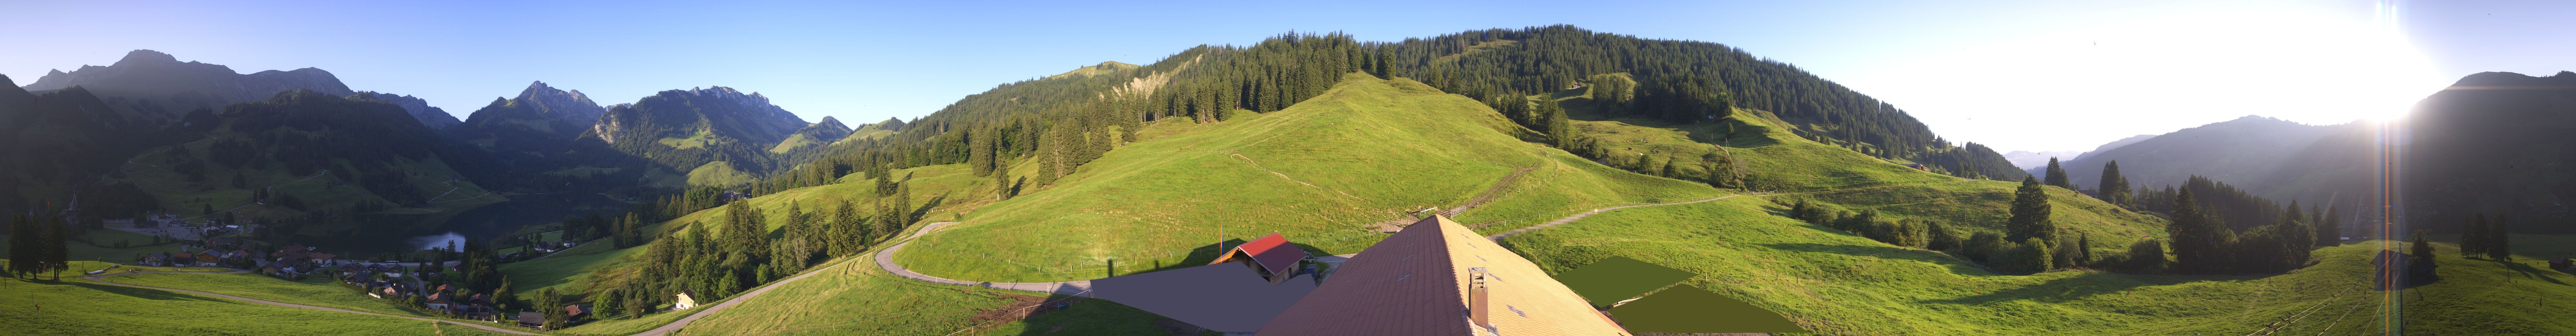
[2461,214,2488,256]
[2411,229,2436,265]
[2489,213,2512,261]
[2098,161,2131,207]
[40,215,68,280]
[2006,177,2054,243]
[2315,205,2341,247]
[7,214,28,278]
[994,169,1015,201]
[2169,187,2234,274]
[2042,158,2070,190]
[833,200,860,254]
[538,287,567,329]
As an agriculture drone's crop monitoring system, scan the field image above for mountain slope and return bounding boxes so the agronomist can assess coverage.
[571,86,811,185]
[355,91,461,129]
[2055,116,2352,199]
[892,75,1727,282]
[2399,71,2576,232]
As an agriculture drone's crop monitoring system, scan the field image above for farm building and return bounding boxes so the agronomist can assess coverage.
[1210,233,1311,285]
[1258,215,1629,335]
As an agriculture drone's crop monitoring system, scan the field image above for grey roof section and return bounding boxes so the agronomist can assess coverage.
[1090,264,1317,333]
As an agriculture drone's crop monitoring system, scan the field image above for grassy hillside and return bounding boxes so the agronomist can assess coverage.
[1504,200,2397,335]
[647,254,1175,336]
[0,261,514,336]
[110,272,434,317]
[895,75,1726,283]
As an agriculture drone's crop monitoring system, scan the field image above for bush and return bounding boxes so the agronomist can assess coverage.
[2118,239,2168,273]
[1963,231,2005,262]
[1991,238,2054,274]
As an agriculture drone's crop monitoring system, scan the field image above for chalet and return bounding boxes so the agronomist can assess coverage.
[2551,258,2573,272]
[672,291,700,310]
[142,253,168,267]
[310,253,338,267]
[426,293,452,310]
[1258,215,1630,335]
[1209,233,1310,285]
[564,304,588,320]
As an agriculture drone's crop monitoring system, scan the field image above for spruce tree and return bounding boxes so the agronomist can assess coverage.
[2168,187,2234,274]
[2411,229,2435,265]
[7,214,28,278]
[2315,205,2341,247]
[2462,214,2488,256]
[2006,177,2054,243]
[494,277,518,313]
[2042,158,2070,190]
[2489,213,2512,261]
[2098,161,2131,207]
[40,215,68,280]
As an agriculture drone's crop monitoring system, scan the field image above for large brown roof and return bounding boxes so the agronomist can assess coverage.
[1258,215,1629,335]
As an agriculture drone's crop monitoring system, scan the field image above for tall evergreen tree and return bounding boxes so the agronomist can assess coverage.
[7,214,28,278]
[2169,187,2234,274]
[2411,229,2436,265]
[2315,205,2341,247]
[39,215,68,280]
[2006,177,2055,243]
[2042,158,2071,190]
[2461,214,2489,255]
[2489,213,2512,261]
[2098,161,2131,207]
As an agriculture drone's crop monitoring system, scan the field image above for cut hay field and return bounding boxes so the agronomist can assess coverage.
[653,252,1176,336]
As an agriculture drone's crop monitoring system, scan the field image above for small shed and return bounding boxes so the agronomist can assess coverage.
[1208,233,1310,284]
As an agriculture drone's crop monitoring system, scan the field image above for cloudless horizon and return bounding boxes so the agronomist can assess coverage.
[7,0,2568,153]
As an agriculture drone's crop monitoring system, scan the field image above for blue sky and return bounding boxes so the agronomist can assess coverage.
[6,0,2568,152]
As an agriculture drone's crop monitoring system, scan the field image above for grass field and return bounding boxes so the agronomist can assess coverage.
[657,254,1177,336]
[0,261,515,336]
[1501,199,2404,335]
[895,75,1725,283]
[108,271,433,318]
[0,229,197,262]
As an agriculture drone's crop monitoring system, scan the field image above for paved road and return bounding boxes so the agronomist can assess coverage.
[874,221,1096,297]
[86,270,542,336]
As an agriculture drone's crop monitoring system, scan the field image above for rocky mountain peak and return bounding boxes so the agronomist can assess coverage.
[114,49,182,66]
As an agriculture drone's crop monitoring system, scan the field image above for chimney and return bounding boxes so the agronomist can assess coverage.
[1469,267,1495,333]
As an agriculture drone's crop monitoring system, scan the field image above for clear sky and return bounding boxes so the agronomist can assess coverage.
[6,0,2567,153]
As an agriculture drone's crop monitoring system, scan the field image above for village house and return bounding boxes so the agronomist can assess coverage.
[671,290,699,310]
[426,293,452,310]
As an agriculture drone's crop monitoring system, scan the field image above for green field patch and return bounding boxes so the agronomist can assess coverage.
[1555,256,1696,307]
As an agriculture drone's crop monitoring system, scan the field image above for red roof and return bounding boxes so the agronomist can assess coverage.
[1212,233,1308,276]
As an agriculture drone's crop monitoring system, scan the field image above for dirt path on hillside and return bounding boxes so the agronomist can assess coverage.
[874,222,1097,297]
[1486,194,1744,241]
[87,270,542,336]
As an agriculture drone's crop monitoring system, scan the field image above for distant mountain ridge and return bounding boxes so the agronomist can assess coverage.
[354,91,461,129]
[21,50,354,120]
[2054,115,2352,199]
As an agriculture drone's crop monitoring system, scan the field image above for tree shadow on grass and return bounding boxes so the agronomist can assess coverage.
[1920,271,2207,305]
[2501,260,2570,286]
[61,280,229,303]
[1760,242,1998,277]
[1110,240,1248,278]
